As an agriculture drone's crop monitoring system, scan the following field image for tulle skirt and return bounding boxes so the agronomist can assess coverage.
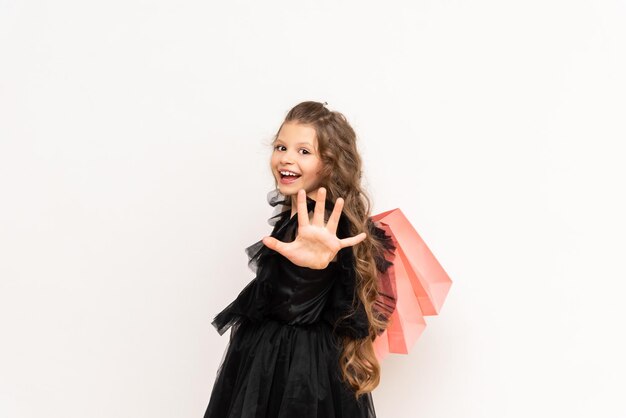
[203,318,376,418]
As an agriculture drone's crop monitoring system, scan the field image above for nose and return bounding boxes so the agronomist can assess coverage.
[280,149,295,165]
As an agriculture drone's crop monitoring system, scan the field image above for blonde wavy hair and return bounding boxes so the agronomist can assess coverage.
[270,101,389,398]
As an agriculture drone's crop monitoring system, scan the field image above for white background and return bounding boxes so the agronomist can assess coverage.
[1,1,625,417]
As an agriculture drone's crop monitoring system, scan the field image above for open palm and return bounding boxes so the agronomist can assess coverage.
[262,188,367,270]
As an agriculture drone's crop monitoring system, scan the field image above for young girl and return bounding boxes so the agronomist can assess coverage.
[204,101,396,418]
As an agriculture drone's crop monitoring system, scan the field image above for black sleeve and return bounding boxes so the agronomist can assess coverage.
[322,216,396,340]
[322,242,370,340]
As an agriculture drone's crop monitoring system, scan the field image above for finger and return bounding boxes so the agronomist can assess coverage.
[312,187,326,227]
[339,232,367,249]
[297,189,310,228]
[325,197,344,235]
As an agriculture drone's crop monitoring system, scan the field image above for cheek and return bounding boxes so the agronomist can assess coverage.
[314,159,324,175]
[303,160,320,175]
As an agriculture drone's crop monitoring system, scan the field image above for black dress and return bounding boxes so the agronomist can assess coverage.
[203,190,395,418]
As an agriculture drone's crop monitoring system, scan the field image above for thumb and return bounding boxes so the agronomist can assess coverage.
[339,232,367,249]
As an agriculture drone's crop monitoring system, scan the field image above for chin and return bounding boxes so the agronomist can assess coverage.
[277,186,297,196]
[277,183,305,197]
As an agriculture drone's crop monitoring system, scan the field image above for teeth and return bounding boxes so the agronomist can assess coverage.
[280,170,299,177]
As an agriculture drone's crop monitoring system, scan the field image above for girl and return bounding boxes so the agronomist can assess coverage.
[204,101,396,418]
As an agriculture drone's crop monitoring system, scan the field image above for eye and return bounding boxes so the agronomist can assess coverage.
[273,145,311,155]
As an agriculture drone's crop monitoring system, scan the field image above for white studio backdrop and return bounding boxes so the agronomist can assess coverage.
[1,1,625,417]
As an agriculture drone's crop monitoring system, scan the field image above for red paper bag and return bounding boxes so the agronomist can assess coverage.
[371,208,452,360]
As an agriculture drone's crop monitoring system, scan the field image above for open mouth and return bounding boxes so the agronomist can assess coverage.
[279,170,301,179]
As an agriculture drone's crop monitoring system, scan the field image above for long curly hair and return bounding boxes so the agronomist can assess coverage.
[269,101,389,398]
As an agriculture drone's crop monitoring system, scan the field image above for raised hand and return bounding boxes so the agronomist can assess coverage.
[262,188,367,270]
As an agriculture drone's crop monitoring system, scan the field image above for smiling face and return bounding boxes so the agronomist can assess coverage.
[270,122,324,200]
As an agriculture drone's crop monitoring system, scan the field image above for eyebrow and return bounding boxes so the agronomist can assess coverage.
[273,139,314,147]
